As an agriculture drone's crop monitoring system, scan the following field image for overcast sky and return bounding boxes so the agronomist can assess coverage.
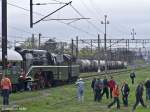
[0,0,150,44]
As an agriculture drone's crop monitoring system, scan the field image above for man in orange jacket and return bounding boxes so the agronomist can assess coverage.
[108,84,120,109]
[1,74,12,105]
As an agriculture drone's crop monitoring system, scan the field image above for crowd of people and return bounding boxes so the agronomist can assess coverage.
[75,71,150,112]
[1,69,150,112]
[90,76,122,109]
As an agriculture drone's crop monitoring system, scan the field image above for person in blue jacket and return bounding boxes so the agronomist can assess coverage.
[94,78,103,102]
[75,78,85,103]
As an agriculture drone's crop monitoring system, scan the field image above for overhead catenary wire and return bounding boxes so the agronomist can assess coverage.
[76,0,118,40]
[70,4,103,34]
[7,35,29,39]
[71,1,115,37]
[88,0,104,18]
[9,1,141,40]
[33,1,72,25]
[43,18,90,21]
[87,0,132,37]
[79,0,104,32]
[0,21,33,36]
[6,1,150,40]
[8,25,33,35]
[50,0,66,4]
[0,33,27,39]
[7,2,97,37]
[7,2,43,16]
[33,2,66,5]
[32,1,100,35]
[59,21,96,37]
[77,0,119,41]
[2,2,41,36]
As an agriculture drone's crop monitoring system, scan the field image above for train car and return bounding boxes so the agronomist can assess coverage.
[0,49,23,90]
[76,59,91,72]
[91,60,98,72]
[16,49,79,86]
[0,48,79,91]
[77,58,127,72]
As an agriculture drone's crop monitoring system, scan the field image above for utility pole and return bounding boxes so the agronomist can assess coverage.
[131,28,136,40]
[39,33,41,49]
[31,34,34,49]
[126,40,128,62]
[142,40,146,57]
[2,0,7,73]
[101,15,109,75]
[98,34,101,73]
[109,40,111,60]
[91,40,93,53]
[30,0,33,28]
[71,39,74,57]
[114,48,116,61]
[128,39,130,63]
[76,36,79,60]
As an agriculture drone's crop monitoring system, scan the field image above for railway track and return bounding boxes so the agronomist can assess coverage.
[80,65,150,80]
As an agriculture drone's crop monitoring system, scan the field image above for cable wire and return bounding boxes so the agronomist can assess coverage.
[70,4,103,33]
[7,2,44,16]
[7,2,97,37]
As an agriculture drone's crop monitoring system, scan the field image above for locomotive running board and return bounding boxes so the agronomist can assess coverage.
[25,65,80,77]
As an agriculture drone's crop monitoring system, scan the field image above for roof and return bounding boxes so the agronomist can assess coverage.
[0,49,23,61]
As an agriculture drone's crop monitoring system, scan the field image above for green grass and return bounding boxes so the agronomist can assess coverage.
[134,59,145,65]
[1,67,150,112]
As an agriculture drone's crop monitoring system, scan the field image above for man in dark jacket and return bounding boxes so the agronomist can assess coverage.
[91,78,96,92]
[132,82,146,112]
[144,78,150,100]
[102,76,109,99]
[94,78,103,102]
[130,71,136,84]
[121,81,130,106]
